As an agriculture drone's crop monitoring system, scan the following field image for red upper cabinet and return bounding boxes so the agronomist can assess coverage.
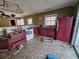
[56,16,73,43]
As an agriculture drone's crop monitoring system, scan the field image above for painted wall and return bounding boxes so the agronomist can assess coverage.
[0,6,74,27]
[0,16,10,27]
[23,6,74,25]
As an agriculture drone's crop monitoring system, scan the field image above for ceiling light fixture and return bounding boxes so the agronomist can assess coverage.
[0,0,23,13]
[0,11,10,17]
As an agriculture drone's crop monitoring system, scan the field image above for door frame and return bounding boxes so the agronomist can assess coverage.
[71,7,79,58]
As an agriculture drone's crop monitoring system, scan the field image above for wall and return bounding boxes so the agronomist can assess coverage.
[23,16,32,25]
[0,6,75,27]
[23,6,74,25]
[0,16,10,27]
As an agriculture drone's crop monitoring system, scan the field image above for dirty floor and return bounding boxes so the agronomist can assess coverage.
[0,36,78,59]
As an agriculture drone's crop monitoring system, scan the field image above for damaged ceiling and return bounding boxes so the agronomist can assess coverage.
[0,0,78,17]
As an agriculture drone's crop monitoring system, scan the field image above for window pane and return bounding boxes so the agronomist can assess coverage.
[51,17,56,21]
[17,19,24,25]
[20,19,24,25]
[46,17,50,21]
[45,15,57,26]
[17,20,20,25]
[48,22,50,25]
[28,18,32,25]
[51,21,56,25]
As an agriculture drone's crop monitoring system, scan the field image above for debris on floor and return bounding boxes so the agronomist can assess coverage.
[40,36,53,42]
[60,45,67,51]
[0,36,78,59]
[47,54,58,59]
[13,44,24,55]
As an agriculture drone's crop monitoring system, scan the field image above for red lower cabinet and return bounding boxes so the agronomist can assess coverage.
[47,28,55,38]
[33,27,39,36]
[33,27,55,39]
[56,16,73,43]
[0,31,26,50]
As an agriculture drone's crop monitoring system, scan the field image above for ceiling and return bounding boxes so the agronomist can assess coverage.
[0,0,78,17]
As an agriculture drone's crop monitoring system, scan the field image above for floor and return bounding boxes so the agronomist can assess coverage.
[75,43,79,55]
[0,36,78,59]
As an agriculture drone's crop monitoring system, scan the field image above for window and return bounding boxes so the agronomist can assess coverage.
[27,18,32,25]
[45,14,57,26]
[17,19,24,25]
[10,20,16,26]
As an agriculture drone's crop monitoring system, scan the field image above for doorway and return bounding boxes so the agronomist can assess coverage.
[72,7,79,57]
[74,22,79,56]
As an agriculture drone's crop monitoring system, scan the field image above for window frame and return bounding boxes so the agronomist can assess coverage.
[44,14,57,26]
[17,18,24,26]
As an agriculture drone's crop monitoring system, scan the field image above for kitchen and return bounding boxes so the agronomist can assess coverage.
[0,0,79,59]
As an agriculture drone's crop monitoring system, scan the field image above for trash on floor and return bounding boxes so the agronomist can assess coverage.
[60,45,67,51]
[40,37,53,42]
[13,44,24,55]
[46,54,58,59]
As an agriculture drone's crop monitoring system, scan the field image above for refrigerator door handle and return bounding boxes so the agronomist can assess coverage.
[56,20,59,31]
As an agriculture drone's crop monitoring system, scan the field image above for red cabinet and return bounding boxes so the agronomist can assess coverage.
[56,16,73,43]
[33,27,39,36]
[0,31,26,50]
[33,27,55,39]
[56,17,65,41]
[47,28,55,38]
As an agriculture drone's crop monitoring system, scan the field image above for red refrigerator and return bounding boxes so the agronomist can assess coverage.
[56,16,73,43]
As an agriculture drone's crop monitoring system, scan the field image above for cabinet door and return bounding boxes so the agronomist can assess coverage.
[41,28,47,36]
[47,28,52,37]
[38,28,41,35]
[33,28,39,36]
[57,26,65,41]
[64,17,73,42]
[57,17,73,43]
[47,28,55,38]
[56,17,65,41]
[41,28,44,36]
